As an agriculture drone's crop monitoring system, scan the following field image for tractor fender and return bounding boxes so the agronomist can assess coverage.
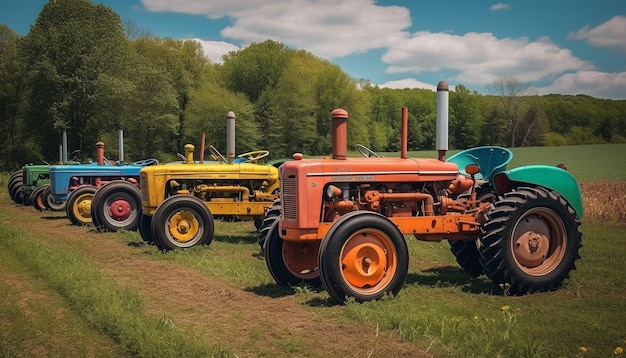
[320,211,402,247]
[493,165,583,219]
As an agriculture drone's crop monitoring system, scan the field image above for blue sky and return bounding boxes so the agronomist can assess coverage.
[2,0,625,99]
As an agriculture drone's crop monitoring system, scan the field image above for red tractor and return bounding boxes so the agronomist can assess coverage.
[260,82,583,303]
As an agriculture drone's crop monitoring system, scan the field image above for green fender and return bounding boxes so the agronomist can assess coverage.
[493,165,584,219]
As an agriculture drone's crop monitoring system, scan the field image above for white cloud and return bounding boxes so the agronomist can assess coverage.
[142,0,411,58]
[569,15,626,52]
[140,0,624,99]
[187,38,239,63]
[532,71,626,99]
[490,3,510,11]
[382,31,594,86]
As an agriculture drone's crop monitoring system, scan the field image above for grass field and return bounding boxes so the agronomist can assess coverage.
[1,142,625,357]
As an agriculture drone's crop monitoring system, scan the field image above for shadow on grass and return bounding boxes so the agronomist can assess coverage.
[244,282,295,298]
[40,215,69,220]
[213,234,258,245]
[406,265,501,295]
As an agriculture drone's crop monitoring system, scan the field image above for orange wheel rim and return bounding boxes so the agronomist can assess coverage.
[340,228,397,294]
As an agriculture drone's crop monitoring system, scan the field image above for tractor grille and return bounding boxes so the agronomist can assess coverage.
[282,176,297,219]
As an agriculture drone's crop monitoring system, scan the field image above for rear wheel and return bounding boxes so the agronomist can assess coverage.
[9,180,24,204]
[151,195,214,251]
[258,200,281,250]
[449,240,483,276]
[65,185,97,225]
[318,211,409,303]
[43,186,66,211]
[91,181,142,232]
[479,187,582,294]
[7,171,22,202]
[264,219,321,287]
[138,214,153,243]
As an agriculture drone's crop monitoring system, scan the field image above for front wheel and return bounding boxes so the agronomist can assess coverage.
[91,181,142,232]
[318,211,409,303]
[479,187,582,295]
[151,195,214,251]
[65,185,97,225]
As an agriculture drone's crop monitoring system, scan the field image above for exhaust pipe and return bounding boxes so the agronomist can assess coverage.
[436,80,449,161]
[96,142,105,166]
[331,108,348,160]
[118,129,124,164]
[401,107,408,159]
[227,111,236,164]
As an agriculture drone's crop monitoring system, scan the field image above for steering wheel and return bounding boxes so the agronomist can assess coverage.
[356,144,379,158]
[69,149,81,162]
[176,152,186,161]
[209,145,227,163]
[132,158,158,166]
[237,150,269,163]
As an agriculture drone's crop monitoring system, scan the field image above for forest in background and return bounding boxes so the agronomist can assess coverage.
[1,0,625,171]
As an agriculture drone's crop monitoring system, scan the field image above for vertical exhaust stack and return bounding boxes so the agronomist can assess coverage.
[118,129,124,164]
[331,108,348,160]
[199,133,206,163]
[96,142,105,166]
[436,80,449,161]
[401,107,408,159]
[62,130,68,164]
[226,111,236,164]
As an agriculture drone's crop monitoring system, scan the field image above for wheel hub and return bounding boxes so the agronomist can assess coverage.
[109,199,131,221]
[177,220,191,234]
[342,242,387,286]
[514,231,550,268]
[77,200,91,218]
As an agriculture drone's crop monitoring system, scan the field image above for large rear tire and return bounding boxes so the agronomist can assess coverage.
[43,186,66,211]
[65,185,97,225]
[138,214,153,243]
[449,240,483,276]
[9,180,24,204]
[318,211,409,303]
[479,186,582,294]
[258,200,281,250]
[91,181,142,232]
[264,219,321,287]
[151,195,214,251]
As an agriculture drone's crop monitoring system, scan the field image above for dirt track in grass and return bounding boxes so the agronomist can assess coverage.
[1,200,431,357]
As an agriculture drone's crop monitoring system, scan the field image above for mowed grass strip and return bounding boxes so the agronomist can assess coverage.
[0,221,230,358]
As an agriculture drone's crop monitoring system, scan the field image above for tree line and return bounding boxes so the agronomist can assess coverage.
[1,0,625,171]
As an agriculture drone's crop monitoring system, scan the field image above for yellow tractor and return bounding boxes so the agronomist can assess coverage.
[139,112,281,251]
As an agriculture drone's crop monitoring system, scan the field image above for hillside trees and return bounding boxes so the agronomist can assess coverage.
[0,25,34,168]
[20,0,130,161]
[2,0,626,171]
[487,76,531,148]
[449,84,481,149]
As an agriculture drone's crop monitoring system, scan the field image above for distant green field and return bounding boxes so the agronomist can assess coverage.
[391,143,626,183]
